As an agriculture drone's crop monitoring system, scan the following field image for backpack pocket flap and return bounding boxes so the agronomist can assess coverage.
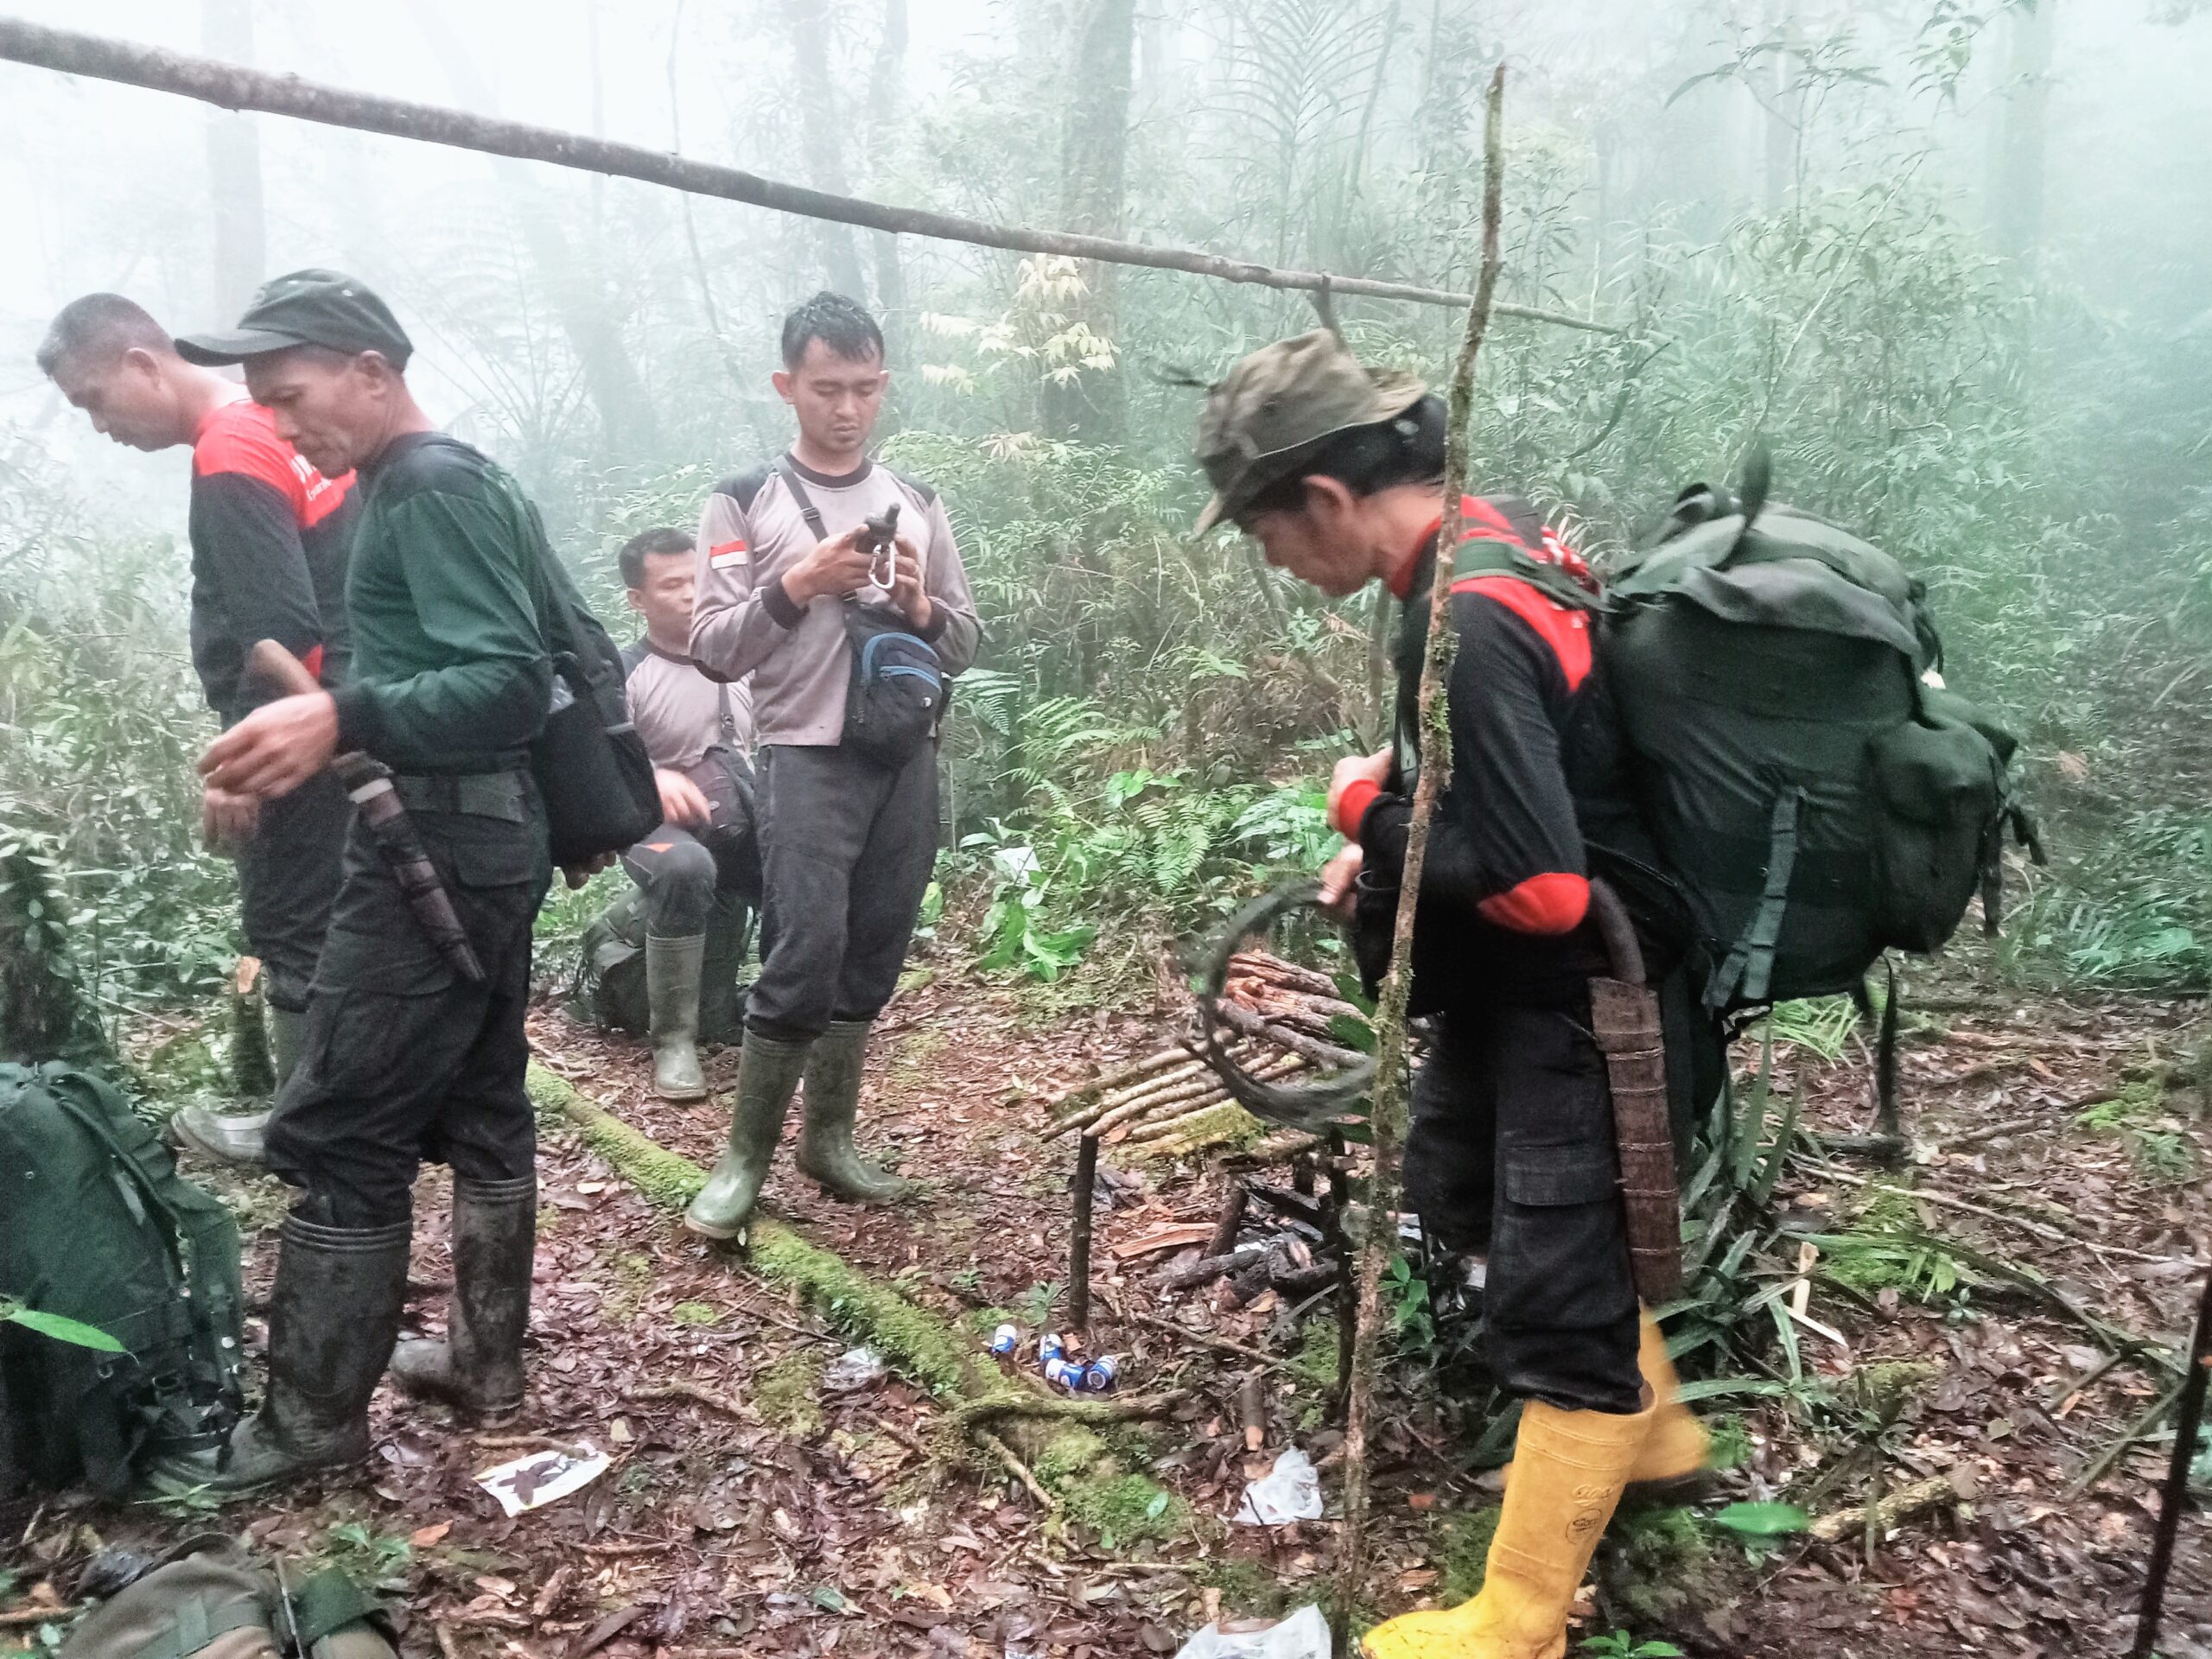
[1870,718,2000,825]
[1503,1151,1618,1207]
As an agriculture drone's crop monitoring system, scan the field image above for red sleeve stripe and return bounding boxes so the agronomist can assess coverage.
[1332,779,1382,842]
[301,645,326,683]
[1477,872,1589,935]
[1450,574,1592,690]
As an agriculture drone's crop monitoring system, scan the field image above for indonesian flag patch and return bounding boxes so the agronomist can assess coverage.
[709,539,749,569]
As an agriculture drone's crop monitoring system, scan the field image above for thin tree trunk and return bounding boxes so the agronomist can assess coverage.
[866,0,911,353]
[201,0,263,318]
[666,0,741,386]
[1762,6,1796,213]
[784,0,871,301]
[1043,0,1135,441]
[1330,61,1508,1656]
[1991,0,2056,270]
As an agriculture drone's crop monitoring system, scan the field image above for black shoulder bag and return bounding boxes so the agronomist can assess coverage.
[775,460,946,769]
[512,488,660,865]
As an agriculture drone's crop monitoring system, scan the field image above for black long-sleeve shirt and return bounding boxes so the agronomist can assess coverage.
[187,399,356,720]
[1339,494,1649,1006]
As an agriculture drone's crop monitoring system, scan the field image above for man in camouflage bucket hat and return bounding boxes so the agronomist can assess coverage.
[1194,333,1712,1659]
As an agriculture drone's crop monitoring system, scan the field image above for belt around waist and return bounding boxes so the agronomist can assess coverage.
[391,770,532,821]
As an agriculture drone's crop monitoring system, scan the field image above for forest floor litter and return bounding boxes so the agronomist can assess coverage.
[4,952,2210,1658]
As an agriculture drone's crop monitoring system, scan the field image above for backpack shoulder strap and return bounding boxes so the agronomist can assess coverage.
[1447,535,1603,613]
[772,459,831,543]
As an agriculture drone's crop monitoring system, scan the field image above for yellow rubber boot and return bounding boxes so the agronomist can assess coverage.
[1500,1314,1710,1494]
[1363,1399,1650,1659]
[1630,1313,1708,1485]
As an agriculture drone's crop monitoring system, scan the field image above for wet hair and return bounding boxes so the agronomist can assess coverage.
[35,293,174,378]
[1236,392,1448,521]
[780,291,885,368]
[619,526,694,589]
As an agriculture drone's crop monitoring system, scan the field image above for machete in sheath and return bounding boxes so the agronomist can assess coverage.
[1586,878,1682,1303]
[247,639,486,985]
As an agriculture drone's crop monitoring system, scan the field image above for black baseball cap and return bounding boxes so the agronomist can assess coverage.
[175,268,413,369]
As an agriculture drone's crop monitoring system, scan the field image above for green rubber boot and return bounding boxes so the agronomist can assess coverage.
[170,1005,303,1167]
[683,1032,810,1241]
[797,1019,917,1205]
[148,1214,410,1494]
[646,934,709,1102]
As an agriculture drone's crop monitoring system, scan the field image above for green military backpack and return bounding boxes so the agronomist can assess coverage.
[1602,454,2041,1030]
[0,1063,245,1496]
[56,1549,397,1659]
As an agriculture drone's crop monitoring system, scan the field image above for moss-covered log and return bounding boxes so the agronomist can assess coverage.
[525,1061,1186,1542]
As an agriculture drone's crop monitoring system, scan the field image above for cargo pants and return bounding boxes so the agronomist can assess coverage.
[234,768,350,1014]
[1402,995,1644,1415]
[265,770,550,1230]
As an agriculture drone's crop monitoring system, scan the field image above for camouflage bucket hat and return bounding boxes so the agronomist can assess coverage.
[1192,329,1427,533]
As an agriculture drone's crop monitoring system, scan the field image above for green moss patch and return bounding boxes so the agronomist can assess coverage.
[1435,1505,1502,1603]
[755,1352,826,1437]
[1601,1505,1712,1628]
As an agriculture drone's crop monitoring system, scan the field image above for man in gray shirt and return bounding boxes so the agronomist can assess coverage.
[684,292,980,1241]
[615,527,758,1101]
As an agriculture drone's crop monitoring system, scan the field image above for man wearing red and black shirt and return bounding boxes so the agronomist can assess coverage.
[40,293,355,1161]
[1192,333,1710,1658]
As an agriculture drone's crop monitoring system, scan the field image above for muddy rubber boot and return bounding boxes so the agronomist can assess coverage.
[1363,1398,1652,1659]
[646,933,709,1102]
[697,895,751,1046]
[149,1214,410,1495]
[683,1032,810,1241]
[169,1007,303,1167]
[796,1019,917,1205]
[391,1174,535,1421]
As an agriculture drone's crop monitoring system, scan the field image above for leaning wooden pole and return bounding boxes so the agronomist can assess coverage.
[0,18,1618,337]
[1331,62,1509,1654]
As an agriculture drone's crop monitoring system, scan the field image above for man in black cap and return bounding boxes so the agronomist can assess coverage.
[162,270,563,1490]
[36,292,357,1166]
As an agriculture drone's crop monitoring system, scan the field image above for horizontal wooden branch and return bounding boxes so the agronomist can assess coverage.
[0,17,1623,334]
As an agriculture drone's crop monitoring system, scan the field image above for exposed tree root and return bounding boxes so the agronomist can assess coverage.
[1808,1473,1961,1544]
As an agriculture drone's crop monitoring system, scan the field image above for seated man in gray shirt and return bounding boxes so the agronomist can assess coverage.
[616,527,759,1100]
[683,291,980,1241]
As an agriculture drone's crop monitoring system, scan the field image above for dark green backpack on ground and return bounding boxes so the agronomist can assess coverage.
[57,1550,397,1659]
[1603,456,2042,1020]
[0,1063,245,1496]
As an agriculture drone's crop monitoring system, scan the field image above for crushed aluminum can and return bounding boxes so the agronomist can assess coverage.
[1080,1355,1120,1392]
[1042,1357,1085,1390]
[1039,1332,1066,1363]
[990,1323,1020,1357]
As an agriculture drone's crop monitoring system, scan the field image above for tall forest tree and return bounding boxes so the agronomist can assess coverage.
[1043,0,1135,440]
[784,0,873,302]
[202,0,264,318]
[1990,0,2057,268]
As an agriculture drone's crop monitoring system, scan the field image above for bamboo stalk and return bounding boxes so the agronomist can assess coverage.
[1228,953,1344,999]
[0,21,1622,334]
[1211,999,1364,1068]
[1332,63,1508,1655]
[1045,1046,1193,1116]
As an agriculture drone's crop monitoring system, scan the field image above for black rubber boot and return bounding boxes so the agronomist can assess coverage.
[797,1019,917,1204]
[683,1032,810,1241]
[149,1214,410,1494]
[391,1175,536,1421]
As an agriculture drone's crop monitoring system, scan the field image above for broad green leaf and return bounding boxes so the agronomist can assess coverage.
[5,1307,124,1353]
[1709,1502,1811,1537]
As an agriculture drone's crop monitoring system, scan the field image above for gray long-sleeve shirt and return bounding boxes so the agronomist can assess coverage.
[689,455,981,747]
